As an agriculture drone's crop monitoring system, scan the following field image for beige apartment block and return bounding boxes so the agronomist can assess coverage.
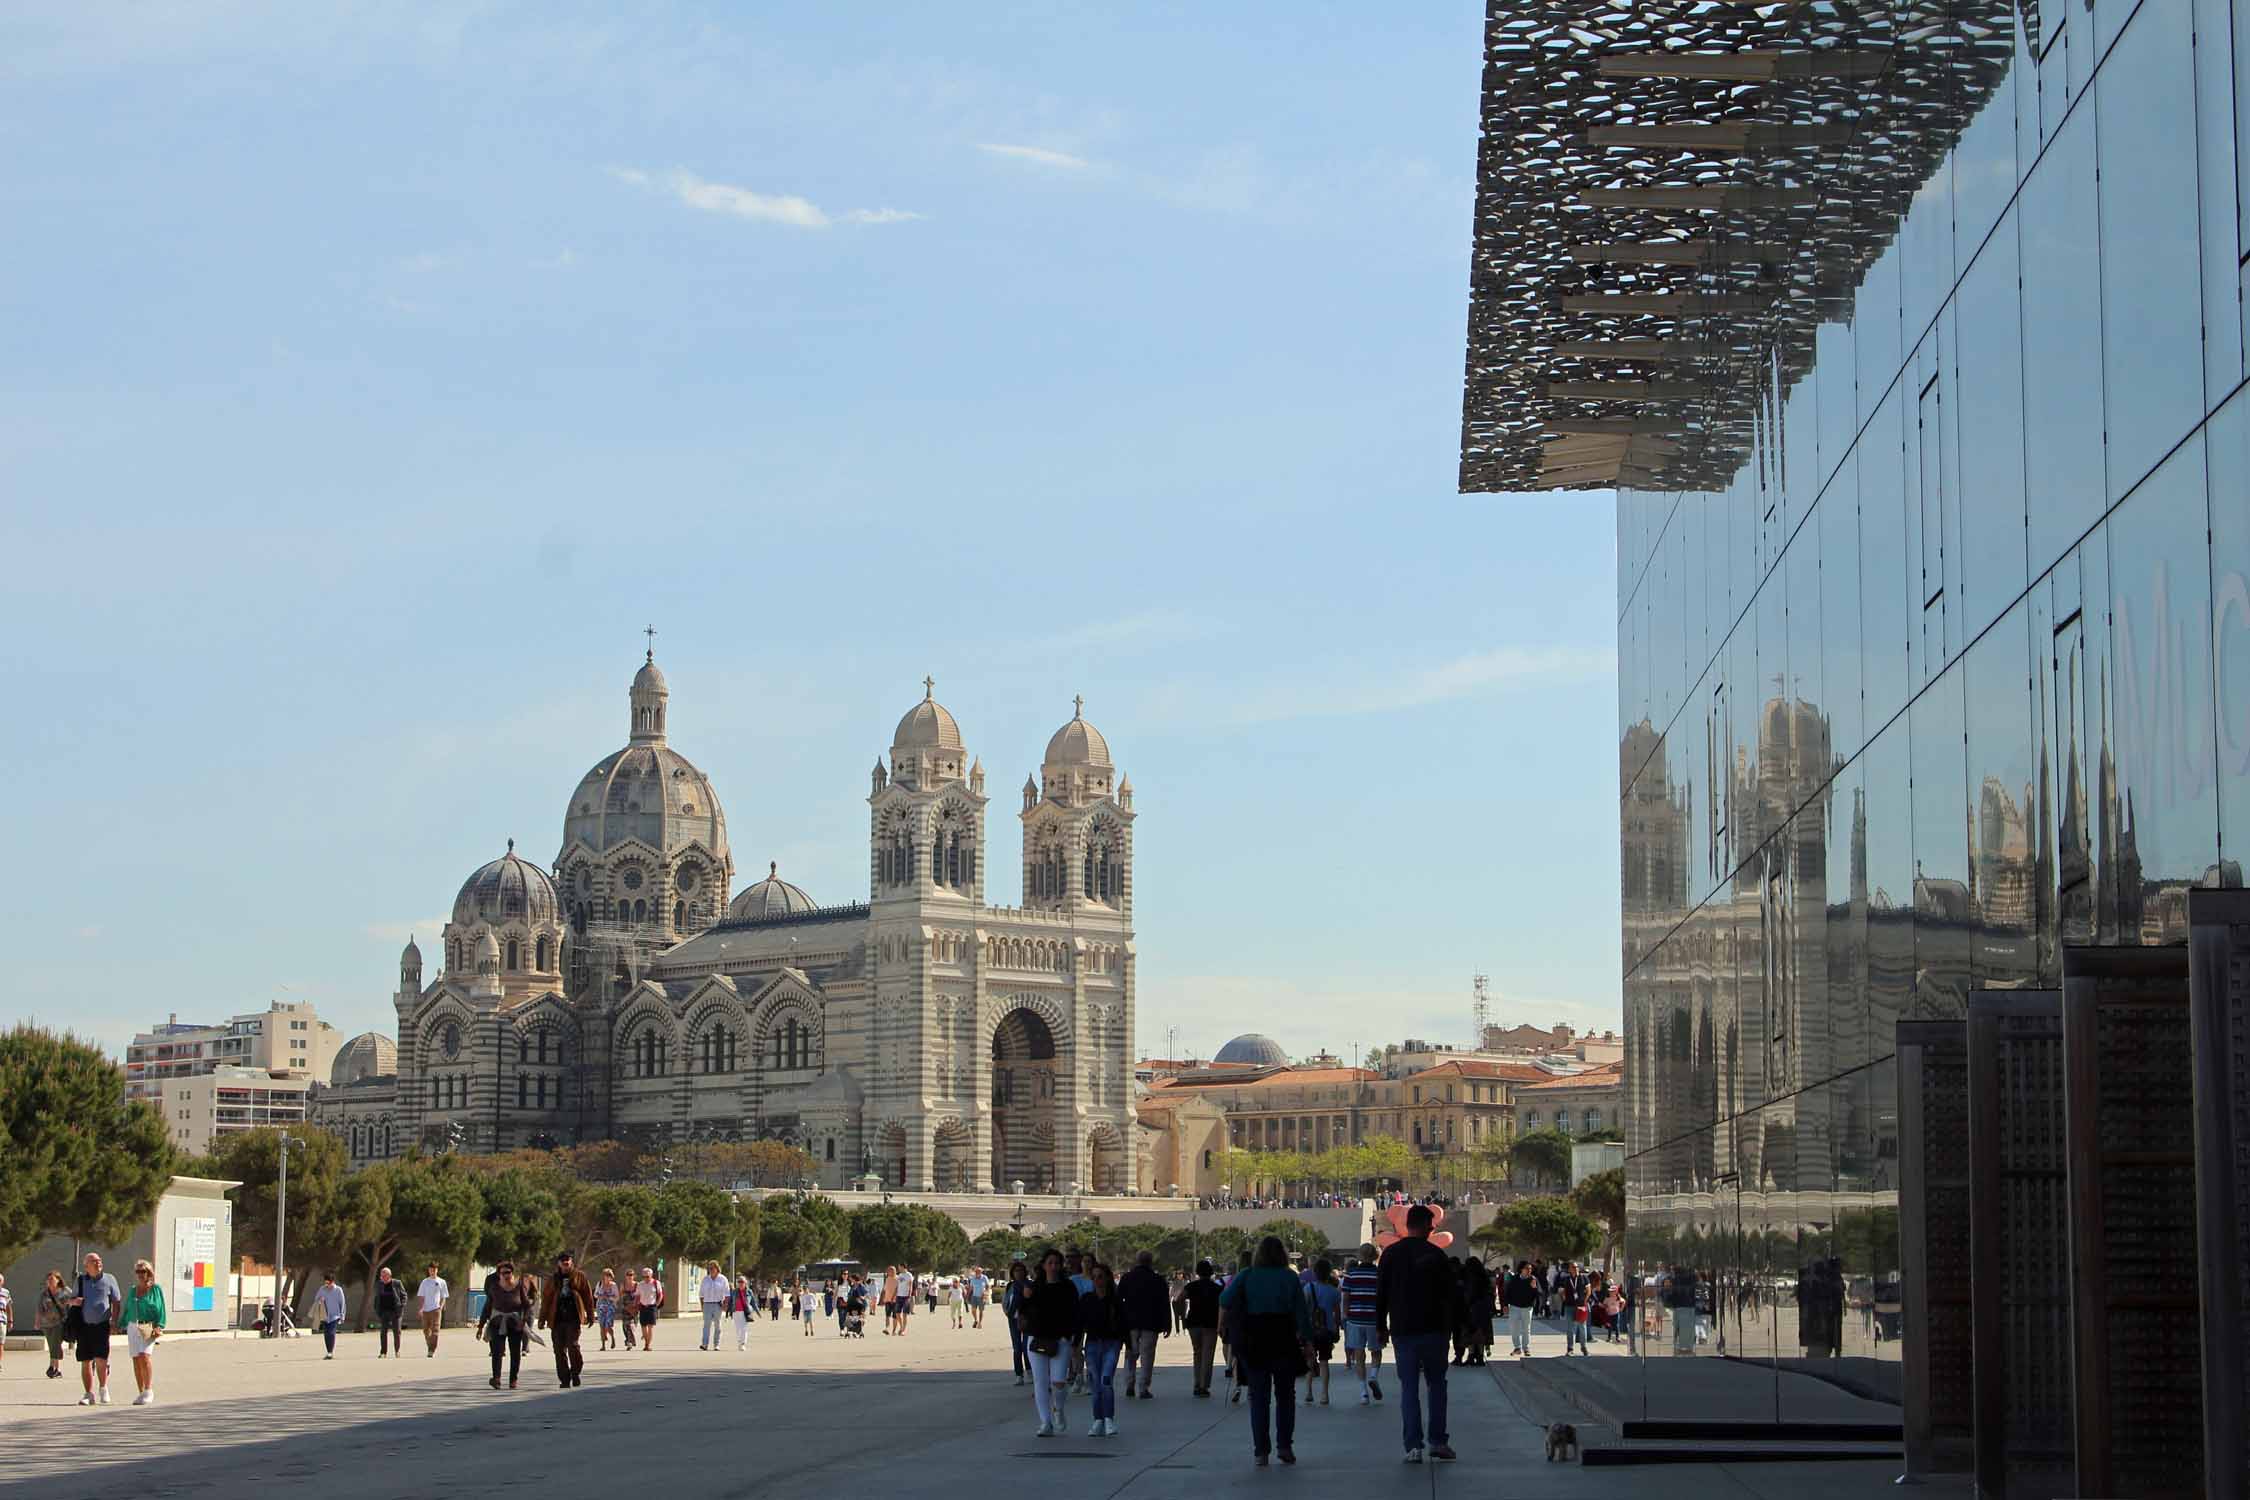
[124,1000,340,1100]
[158,1066,313,1156]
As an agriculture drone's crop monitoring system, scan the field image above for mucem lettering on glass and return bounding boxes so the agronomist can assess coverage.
[2189,890,2250,1500]
[1896,1020,1968,1476]
[2062,948,2200,1499]
[1965,993,2068,1498]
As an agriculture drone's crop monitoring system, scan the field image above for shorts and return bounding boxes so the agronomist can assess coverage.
[1343,1322,1380,1352]
[638,1305,658,1327]
[76,1324,112,1363]
[127,1325,160,1359]
[892,1297,911,1315]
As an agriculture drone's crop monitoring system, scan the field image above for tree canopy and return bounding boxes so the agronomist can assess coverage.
[849,1202,969,1272]
[757,1192,850,1274]
[0,1027,178,1265]
[1508,1128,1575,1189]
[1475,1195,1601,1262]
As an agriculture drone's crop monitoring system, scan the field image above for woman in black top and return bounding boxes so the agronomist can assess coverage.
[476,1263,533,1390]
[1077,1263,1129,1437]
[1020,1249,1082,1438]
[1179,1261,1222,1397]
[1455,1259,1494,1366]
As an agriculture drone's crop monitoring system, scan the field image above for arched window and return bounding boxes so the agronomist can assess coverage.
[633,899,647,924]
[674,901,685,929]
[535,936,551,970]
[700,1028,736,1074]
[826,1137,836,1161]
[1524,1110,1541,1131]
[1082,848,1096,899]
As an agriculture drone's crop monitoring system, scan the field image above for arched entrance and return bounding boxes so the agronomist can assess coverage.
[991,1008,1059,1190]
[1087,1123,1126,1194]
[932,1119,973,1192]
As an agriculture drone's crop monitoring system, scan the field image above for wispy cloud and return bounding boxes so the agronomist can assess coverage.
[75,925,102,941]
[979,143,1091,170]
[530,248,578,270]
[1232,644,1614,724]
[610,167,918,228]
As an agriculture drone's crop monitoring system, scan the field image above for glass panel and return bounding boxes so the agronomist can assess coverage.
[2194,0,2243,398]
[1860,389,1913,737]
[2105,432,2222,934]
[1911,667,1971,1022]
[1826,760,1872,1078]
[1818,319,1859,490]
[2097,0,2202,499]
[1953,15,2020,258]
[2022,102,2104,575]
[2208,389,2250,876]
[1956,217,2028,642]
[1822,459,1866,761]
[1863,723,1916,1053]
[1964,599,2041,990]
[1857,242,1905,419]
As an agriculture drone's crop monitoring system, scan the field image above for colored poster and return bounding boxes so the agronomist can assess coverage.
[173,1216,217,1313]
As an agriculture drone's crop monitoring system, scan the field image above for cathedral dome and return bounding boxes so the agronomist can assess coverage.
[1215,1033,1288,1067]
[1044,698,1112,767]
[893,679,963,749]
[729,861,820,921]
[453,845,561,928]
[560,653,729,865]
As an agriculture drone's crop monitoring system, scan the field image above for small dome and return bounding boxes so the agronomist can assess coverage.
[1045,697,1112,767]
[401,935,422,964]
[1215,1033,1288,1067]
[473,929,502,972]
[332,1032,398,1087]
[633,655,668,694]
[729,861,820,921]
[453,845,562,929]
[894,678,964,749]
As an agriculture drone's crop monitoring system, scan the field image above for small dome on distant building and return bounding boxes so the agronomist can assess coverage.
[332,1032,398,1087]
[452,844,562,929]
[1215,1033,1288,1067]
[893,677,964,750]
[1044,695,1112,767]
[728,861,820,921]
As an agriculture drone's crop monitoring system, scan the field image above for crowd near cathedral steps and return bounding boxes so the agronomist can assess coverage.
[316,653,1140,1196]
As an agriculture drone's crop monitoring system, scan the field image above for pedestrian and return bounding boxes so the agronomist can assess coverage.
[967,1267,989,1329]
[800,1282,819,1335]
[1504,1260,1536,1356]
[596,1269,620,1350]
[698,1262,729,1351]
[894,1266,917,1336]
[69,1251,123,1406]
[373,1267,408,1358]
[313,1273,347,1359]
[1339,1242,1385,1404]
[1560,1264,1590,1356]
[0,1272,10,1374]
[1003,1260,1032,1384]
[634,1266,663,1350]
[1179,1259,1222,1397]
[1021,1248,1081,1438]
[1116,1249,1169,1400]
[947,1275,965,1329]
[1064,1252,1093,1393]
[767,1282,783,1322]
[541,1251,593,1389]
[1604,1278,1626,1343]
[619,1269,639,1349]
[121,1259,166,1405]
[1302,1258,1342,1404]
[1078,1261,1128,1437]
[730,1275,755,1350]
[880,1267,898,1334]
[478,1261,533,1390]
[38,1270,71,1380]
[1376,1203,1462,1464]
[1665,1264,1699,1354]
[1455,1258,1493,1366]
[1217,1236,1316,1468]
[1222,1247,1253,1402]
[416,1261,449,1357]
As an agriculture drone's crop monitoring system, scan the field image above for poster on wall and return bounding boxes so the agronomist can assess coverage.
[173,1216,217,1313]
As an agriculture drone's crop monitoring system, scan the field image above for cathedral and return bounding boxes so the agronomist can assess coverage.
[314,652,1140,1195]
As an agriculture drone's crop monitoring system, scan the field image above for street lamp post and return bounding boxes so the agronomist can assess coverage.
[729,1192,739,1285]
[271,1133,303,1337]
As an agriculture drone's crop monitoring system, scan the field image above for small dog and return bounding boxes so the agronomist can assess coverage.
[1545,1422,1579,1462]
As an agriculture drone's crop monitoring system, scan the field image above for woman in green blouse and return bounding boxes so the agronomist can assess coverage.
[121,1260,166,1406]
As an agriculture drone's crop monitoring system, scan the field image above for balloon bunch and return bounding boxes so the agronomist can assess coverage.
[1372,1202,1454,1251]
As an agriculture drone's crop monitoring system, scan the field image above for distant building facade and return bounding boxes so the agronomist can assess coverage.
[157,1065,313,1156]
[124,1001,339,1101]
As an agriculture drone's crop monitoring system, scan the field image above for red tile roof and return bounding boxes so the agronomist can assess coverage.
[1515,1061,1625,1091]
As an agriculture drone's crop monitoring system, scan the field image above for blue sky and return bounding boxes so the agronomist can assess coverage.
[0,2,1620,1062]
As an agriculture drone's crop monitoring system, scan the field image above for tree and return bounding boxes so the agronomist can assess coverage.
[1479,1196,1601,1262]
[473,1166,568,1271]
[849,1203,969,1271]
[1200,1225,1252,1269]
[0,1027,178,1266]
[1252,1217,1330,1263]
[758,1192,850,1275]
[564,1184,659,1274]
[1569,1168,1625,1268]
[1510,1128,1574,1190]
[969,1226,1037,1269]
[200,1126,350,1314]
[647,1180,736,1266]
[1357,1134,1415,1188]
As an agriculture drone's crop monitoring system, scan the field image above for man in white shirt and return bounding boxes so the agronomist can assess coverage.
[416,1263,449,1357]
[698,1263,730,1350]
[892,1269,916,1336]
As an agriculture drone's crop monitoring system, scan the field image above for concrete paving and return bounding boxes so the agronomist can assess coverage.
[1,1311,1929,1499]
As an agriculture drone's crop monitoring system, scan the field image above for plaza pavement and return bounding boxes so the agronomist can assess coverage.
[0,1309,1936,1499]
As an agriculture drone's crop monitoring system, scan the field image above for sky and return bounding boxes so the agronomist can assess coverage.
[0,2,1621,1064]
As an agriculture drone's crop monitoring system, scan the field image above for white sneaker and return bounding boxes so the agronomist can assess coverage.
[1087,1420,1103,1437]
[1036,1420,1055,1437]
[98,1387,111,1405]
[132,1392,152,1406]
[1358,1391,1371,1406]
[1404,1446,1424,1464]
[1103,1418,1118,1437]
[78,1394,95,1406]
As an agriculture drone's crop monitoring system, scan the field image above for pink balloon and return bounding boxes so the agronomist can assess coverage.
[1425,1205,1447,1230]
[1428,1231,1454,1249]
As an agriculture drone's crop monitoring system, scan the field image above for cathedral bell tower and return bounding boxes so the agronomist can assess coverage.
[870,678,987,904]
[1022,696,1133,916]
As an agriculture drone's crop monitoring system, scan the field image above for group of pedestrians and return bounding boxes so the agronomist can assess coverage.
[38,1252,168,1407]
[997,1205,1467,1467]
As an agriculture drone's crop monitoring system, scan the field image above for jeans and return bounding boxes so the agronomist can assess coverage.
[1508,1305,1533,1353]
[1392,1331,1450,1451]
[1028,1345,1071,1427]
[377,1313,403,1355]
[551,1322,583,1385]
[1188,1326,1218,1391]
[1672,1306,1696,1352]
[1565,1317,1589,1352]
[489,1326,525,1383]
[701,1303,724,1347]
[1122,1328,1160,1395]
[1243,1362,1296,1457]
[321,1318,340,1355]
[1085,1337,1121,1420]
[1009,1320,1029,1377]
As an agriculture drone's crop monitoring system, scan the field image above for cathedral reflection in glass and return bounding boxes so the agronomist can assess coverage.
[1483,2,2250,1419]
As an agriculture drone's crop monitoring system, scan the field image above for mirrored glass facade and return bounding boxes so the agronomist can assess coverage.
[1612,1,2247,1419]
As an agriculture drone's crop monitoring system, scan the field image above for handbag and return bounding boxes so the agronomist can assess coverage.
[1029,1335,1061,1357]
[62,1304,85,1339]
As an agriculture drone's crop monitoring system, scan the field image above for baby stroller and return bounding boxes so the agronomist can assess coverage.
[845,1290,868,1338]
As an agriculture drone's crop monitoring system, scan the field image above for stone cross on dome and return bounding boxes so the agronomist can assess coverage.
[1074,694,1084,719]
[643,623,658,662]
[924,675,935,699]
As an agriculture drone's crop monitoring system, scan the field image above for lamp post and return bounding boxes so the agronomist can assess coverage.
[271,1133,303,1338]
[728,1192,739,1284]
